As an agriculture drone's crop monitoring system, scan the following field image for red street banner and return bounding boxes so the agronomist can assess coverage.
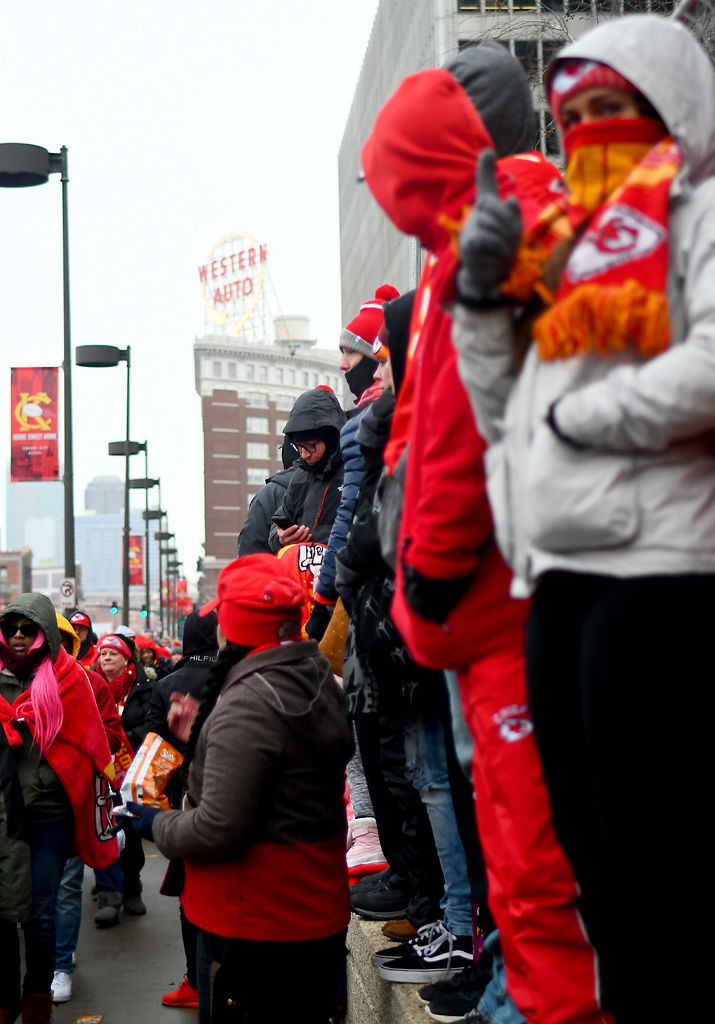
[128,534,144,586]
[10,367,60,482]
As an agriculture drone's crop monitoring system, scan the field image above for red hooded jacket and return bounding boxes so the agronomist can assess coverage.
[361,68,561,669]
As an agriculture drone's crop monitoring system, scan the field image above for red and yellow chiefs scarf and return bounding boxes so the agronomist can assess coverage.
[501,118,681,360]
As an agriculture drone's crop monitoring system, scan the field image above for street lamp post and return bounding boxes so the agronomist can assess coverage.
[129,471,159,629]
[0,143,75,577]
[75,345,142,626]
[162,548,178,635]
[143,508,165,630]
[154,530,174,634]
[168,560,182,639]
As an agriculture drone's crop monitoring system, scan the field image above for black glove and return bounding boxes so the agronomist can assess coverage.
[305,601,334,642]
[457,150,522,309]
[125,801,162,842]
[402,563,474,624]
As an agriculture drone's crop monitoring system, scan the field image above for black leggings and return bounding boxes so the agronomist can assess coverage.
[526,571,715,1023]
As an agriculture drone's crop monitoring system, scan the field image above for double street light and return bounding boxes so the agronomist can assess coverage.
[154,530,174,633]
[130,469,159,630]
[162,547,178,636]
[75,344,140,625]
[0,144,75,577]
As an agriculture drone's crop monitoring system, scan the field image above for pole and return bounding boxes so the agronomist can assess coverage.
[122,346,131,626]
[158,488,164,634]
[60,147,75,578]
[144,447,151,630]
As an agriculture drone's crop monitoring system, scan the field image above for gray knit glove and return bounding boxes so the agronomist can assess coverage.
[457,150,522,309]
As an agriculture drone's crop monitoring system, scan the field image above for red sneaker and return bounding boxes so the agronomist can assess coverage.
[162,976,199,1008]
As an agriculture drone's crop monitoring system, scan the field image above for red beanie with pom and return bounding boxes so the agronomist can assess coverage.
[340,284,400,360]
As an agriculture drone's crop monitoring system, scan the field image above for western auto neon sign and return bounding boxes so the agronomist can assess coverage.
[198,230,267,335]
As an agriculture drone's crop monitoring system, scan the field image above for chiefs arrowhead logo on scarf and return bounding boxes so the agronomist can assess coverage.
[501,118,682,361]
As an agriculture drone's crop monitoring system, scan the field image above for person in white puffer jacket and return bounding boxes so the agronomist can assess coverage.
[452,14,715,1024]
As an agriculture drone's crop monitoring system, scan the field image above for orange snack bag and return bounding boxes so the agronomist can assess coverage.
[120,732,184,810]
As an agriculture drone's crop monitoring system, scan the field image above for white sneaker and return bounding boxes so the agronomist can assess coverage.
[51,971,72,1003]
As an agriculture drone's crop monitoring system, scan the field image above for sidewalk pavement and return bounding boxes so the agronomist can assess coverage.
[52,844,195,1024]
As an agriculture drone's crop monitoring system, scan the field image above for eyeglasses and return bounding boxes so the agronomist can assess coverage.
[291,441,321,455]
[1,620,39,639]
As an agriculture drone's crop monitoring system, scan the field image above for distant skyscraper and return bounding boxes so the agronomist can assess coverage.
[6,467,64,563]
[85,475,124,515]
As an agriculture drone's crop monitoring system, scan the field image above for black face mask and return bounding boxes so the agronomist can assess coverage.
[345,356,377,400]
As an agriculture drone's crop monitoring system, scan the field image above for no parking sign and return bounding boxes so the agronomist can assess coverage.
[59,577,76,609]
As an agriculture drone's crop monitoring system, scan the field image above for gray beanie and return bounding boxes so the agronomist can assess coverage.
[444,42,536,157]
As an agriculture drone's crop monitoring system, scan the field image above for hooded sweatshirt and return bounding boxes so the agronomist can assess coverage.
[0,593,118,868]
[453,14,715,594]
[361,59,561,668]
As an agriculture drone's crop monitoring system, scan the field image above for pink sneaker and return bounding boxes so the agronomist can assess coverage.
[346,817,388,880]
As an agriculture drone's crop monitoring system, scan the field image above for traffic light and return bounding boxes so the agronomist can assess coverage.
[140,605,148,619]
[110,600,119,615]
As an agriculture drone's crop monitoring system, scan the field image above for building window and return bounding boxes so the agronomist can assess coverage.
[246,442,270,459]
[288,369,296,385]
[275,367,284,383]
[258,365,268,382]
[302,372,309,386]
[246,467,269,484]
[228,362,237,378]
[312,373,319,386]
[213,361,222,377]
[245,364,255,380]
[246,393,269,407]
[246,416,269,433]
[275,395,293,410]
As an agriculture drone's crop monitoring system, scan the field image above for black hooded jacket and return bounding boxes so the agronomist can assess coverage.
[268,389,346,550]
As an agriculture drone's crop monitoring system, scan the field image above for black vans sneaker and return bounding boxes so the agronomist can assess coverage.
[376,923,473,984]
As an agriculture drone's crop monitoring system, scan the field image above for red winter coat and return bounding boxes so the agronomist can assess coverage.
[361,68,561,670]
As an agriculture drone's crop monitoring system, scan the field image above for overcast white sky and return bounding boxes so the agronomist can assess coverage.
[0,0,379,584]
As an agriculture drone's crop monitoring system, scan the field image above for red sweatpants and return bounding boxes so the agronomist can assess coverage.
[458,650,613,1024]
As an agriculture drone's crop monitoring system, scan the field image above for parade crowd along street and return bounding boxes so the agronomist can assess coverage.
[1,12,714,1024]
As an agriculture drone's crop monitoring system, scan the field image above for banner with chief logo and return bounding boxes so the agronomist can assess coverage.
[128,534,144,586]
[10,367,60,482]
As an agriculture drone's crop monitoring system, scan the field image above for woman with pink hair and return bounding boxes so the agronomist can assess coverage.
[0,593,117,1024]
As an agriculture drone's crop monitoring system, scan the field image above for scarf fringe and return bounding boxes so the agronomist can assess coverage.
[534,278,671,361]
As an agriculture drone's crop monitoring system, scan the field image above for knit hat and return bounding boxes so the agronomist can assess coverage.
[444,42,535,157]
[548,59,639,128]
[69,611,91,630]
[200,554,305,649]
[340,284,400,359]
[98,634,132,661]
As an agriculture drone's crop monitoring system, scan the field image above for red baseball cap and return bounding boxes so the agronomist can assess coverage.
[69,611,91,629]
[200,554,306,649]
